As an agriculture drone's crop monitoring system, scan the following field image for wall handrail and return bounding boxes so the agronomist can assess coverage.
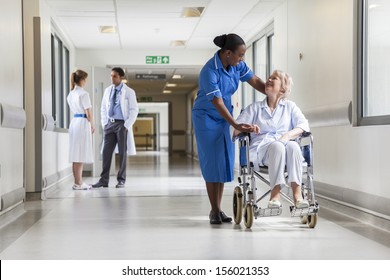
[303,101,352,128]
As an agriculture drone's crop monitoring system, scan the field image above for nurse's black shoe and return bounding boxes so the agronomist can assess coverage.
[219,211,232,223]
[209,211,222,224]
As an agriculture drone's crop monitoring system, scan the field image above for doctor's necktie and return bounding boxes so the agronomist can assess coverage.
[109,88,118,117]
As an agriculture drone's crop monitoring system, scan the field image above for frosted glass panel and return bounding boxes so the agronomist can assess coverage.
[364,0,390,117]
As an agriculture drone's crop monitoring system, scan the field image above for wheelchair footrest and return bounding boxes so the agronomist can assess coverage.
[255,207,283,217]
[289,205,319,217]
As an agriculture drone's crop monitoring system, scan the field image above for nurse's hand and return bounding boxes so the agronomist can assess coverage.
[236,123,260,134]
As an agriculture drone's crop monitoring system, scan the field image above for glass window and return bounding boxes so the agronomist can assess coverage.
[253,33,273,102]
[358,0,390,125]
[242,45,254,108]
[254,36,267,81]
[63,47,70,128]
[268,34,274,72]
[51,34,70,129]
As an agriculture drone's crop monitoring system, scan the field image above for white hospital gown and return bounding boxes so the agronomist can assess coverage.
[235,98,309,170]
[67,86,93,163]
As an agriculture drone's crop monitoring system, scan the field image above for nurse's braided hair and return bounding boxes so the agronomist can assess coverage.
[71,69,88,90]
[213,33,245,52]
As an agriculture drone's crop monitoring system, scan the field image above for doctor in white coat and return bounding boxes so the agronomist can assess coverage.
[92,67,139,188]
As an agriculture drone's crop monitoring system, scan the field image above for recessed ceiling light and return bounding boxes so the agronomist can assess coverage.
[181,7,205,18]
[166,83,177,87]
[172,74,183,79]
[170,40,186,47]
[163,90,172,94]
[99,26,116,33]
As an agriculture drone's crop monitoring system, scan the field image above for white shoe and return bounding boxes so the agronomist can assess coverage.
[295,199,309,209]
[268,199,281,208]
[72,183,91,190]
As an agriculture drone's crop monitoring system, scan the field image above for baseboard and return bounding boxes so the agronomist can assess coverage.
[314,181,390,232]
[0,202,25,229]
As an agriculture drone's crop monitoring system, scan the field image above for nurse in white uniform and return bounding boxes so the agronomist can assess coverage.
[233,70,310,209]
[67,69,95,190]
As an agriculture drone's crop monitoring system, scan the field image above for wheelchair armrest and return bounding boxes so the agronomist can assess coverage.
[297,131,312,147]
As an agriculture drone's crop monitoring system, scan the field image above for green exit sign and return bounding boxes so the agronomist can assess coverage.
[146,56,169,64]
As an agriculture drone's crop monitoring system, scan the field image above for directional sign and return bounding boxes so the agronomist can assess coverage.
[146,56,170,64]
[136,74,166,80]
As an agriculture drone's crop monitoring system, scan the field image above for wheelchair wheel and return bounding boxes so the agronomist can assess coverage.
[244,204,254,229]
[233,187,243,224]
[307,214,318,228]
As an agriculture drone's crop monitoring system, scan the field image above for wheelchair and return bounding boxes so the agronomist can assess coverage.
[233,132,319,229]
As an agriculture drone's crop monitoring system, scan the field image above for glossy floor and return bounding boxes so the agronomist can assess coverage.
[0,152,389,259]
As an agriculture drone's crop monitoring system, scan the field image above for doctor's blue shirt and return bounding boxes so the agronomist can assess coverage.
[193,51,254,116]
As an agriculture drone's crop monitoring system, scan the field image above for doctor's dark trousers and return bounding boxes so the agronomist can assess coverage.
[100,120,128,184]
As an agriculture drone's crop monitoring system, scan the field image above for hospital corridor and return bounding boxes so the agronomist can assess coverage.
[1,151,390,260]
[1,0,390,277]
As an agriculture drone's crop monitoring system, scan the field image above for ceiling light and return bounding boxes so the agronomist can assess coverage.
[172,74,183,79]
[170,40,186,47]
[166,83,177,87]
[163,90,172,94]
[122,79,128,83]
[181,7,205,18]
[99,26,116,33]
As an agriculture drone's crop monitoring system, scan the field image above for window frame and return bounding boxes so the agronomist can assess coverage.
[51,33,70,130]
[247,22,274,103]
[357,0,390,126]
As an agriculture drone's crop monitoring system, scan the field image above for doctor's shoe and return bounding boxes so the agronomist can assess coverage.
[209,211,222,224]
[295,199,309,209]
[219,211,232,223]
[92,182,108,188]
[115,181,125,188]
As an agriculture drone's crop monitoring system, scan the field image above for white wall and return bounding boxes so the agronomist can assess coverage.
[91,66,112,176]
[76,49,212,71]
[75,49,212,153]
[246,0,390,201]
[138,103,169,150]
[152,94,187,152]
[0,0,24,207]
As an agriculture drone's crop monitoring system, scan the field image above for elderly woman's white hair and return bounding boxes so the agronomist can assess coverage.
[272,70,293,98]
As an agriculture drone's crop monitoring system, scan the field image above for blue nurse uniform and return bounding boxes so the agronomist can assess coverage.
[192,51,254,182]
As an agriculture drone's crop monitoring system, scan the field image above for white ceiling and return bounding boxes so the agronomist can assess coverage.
[47,0,285,96]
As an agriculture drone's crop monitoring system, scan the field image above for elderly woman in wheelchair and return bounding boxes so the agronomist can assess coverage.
[232,70,318,228]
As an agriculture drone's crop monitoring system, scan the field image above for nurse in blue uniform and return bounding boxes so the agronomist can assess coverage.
[192,34,266,224]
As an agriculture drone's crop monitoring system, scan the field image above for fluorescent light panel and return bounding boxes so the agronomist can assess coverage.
[181,7,205,18]
[170,40,186,47]
[99,26,116,33]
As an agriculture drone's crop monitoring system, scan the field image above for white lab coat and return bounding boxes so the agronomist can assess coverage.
[101,83,139,155]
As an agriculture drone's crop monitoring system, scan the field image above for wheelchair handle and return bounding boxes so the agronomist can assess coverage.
[237,132,250,141]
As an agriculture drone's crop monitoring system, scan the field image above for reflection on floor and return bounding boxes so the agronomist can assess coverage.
[0,151,389,259]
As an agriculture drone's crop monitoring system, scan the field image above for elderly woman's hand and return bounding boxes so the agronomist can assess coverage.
[279,133,290,144]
